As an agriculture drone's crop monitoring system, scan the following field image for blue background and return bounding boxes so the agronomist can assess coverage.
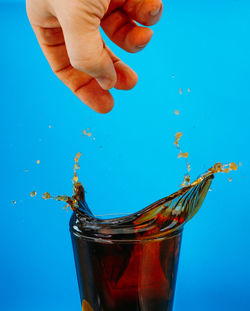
[1,0,249,310]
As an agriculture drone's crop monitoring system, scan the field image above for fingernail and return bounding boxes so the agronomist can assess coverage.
[151,6,161,17]
[136,44,147,49]
[96,77,115,90]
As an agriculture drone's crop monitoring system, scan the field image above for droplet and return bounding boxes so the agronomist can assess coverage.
[229,162,238,171]
[228,177,233,182]
[43,192,51,200]
[174,110,180,115]
[179,88,183,95]
[48,125,52,129]
[187,88,191,92]
[180,174,191,187]
[12,200,16,206]
[239,162,242,166]
[24,169,29,173]
[30,191,37,197]
[174,132,183,148]
[178,152,189,159]
[74,152,82,163]
[83,129,92,137]
[36,160,40,164]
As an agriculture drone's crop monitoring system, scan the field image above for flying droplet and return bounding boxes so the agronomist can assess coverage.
[83,129,92,137]
[30,191,37,197]
[229,162,238,171]
[178,152,189,159]
[43,192,51,200]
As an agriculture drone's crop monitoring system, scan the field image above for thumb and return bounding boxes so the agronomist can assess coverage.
[59,10,117,90]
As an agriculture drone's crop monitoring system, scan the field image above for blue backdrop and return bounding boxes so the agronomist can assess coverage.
[1,1,249,310]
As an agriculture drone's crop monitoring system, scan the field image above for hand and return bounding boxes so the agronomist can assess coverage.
[26,0,163,113]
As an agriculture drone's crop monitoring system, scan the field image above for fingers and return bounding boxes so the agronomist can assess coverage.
[101,10,153,53]
[56,11,117,90]
[32,26,138,112]
[105,46,138,89]
[123,0,163,26]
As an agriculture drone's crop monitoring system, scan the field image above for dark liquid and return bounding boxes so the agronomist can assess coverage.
[40,152,237,310]
[70,175,213,311]
[71,227,181,310]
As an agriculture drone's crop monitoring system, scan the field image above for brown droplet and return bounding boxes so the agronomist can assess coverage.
[180,174,191,187]
[228,177,233,182]
[74,163,80,170]
[48,125,52,128]
[30,191,37,198]
[74,152,82,163]
[42,192,51,200]
[179,88,183,95]
[36,160,40,164]
[239,162,242,167]
[174,132,183,147]
[178,152,189,159]
[174,110,180,115]
[83,129,92,137]
[82,299,94,311]
[229,162,238,171]
[24,169,29,173]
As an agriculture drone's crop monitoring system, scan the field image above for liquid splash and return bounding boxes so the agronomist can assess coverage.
[40,152,237,242]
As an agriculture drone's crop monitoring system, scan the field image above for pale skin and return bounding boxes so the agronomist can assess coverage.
[26,0,163,113]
